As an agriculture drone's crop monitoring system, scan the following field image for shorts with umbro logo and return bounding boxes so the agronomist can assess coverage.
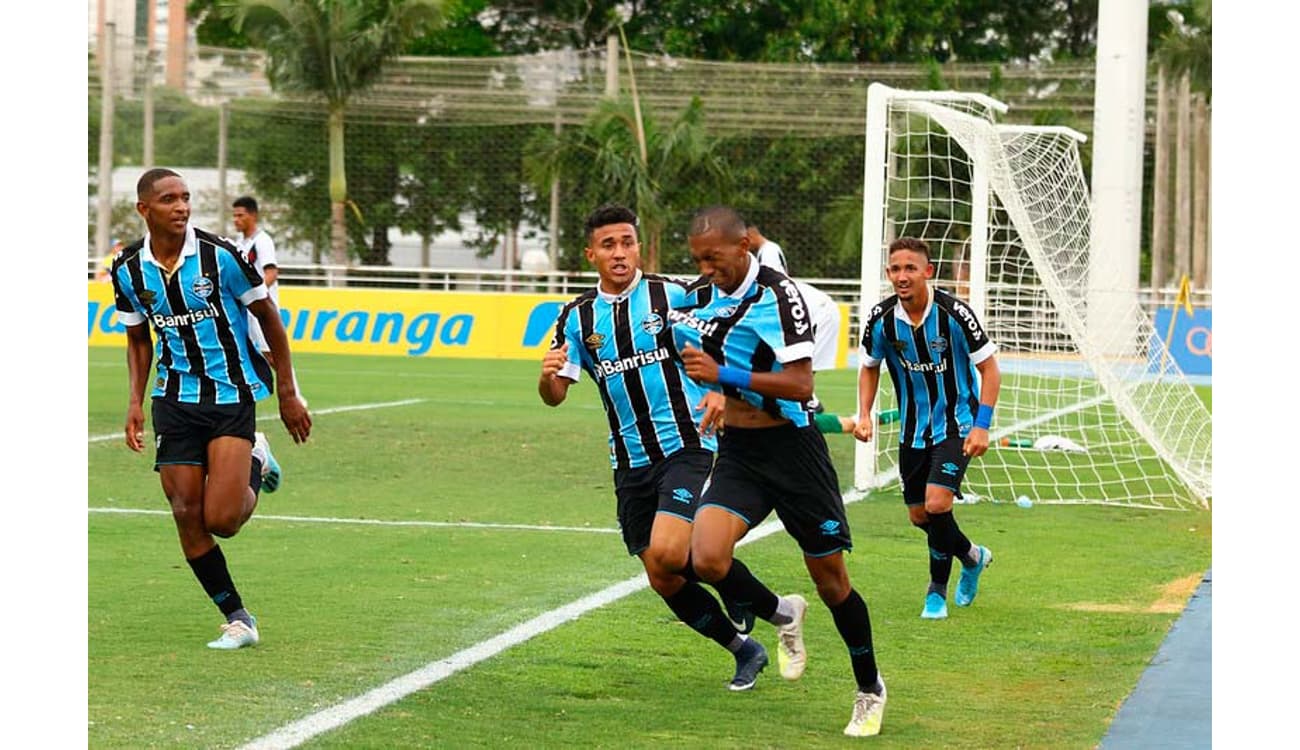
[151,397,257,472]
[701,423,852,557]
[898,436,971,505]
[613,448,714,556]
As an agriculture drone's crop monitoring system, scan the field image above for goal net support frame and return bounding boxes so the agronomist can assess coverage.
[852,84,1211,510]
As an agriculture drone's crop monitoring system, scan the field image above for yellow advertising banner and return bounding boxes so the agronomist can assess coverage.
[88,282,850,365]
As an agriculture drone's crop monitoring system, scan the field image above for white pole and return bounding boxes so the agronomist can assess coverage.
[854,82,892,492]
[95,22,116,260]
[968,156,990,319]
[1088,0,1148,355]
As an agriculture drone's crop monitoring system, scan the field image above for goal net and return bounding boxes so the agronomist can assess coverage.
[853,85,1211,510]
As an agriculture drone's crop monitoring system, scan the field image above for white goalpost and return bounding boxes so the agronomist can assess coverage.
[853,84,1211,510]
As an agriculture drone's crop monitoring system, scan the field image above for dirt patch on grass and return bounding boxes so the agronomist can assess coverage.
[1061,572,1203,614]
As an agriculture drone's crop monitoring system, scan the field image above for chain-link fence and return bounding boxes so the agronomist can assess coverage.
[89,31,1145,285]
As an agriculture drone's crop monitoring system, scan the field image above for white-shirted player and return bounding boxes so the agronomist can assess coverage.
[233,196,305,405]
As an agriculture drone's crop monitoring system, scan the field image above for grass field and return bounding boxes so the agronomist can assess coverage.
[88,348,1212,749]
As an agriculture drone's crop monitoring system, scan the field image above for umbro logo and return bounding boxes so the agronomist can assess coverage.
[941,462,959,475]
[138,290,157,306]
[892,340,907,353]
[671,488,694,504]
[585,332,606,349]
[819,519,841,535]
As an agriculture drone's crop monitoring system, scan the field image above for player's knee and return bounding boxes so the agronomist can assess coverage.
[689,547,732,583]
[812,570,852,606]
[923,492,954,516]
[643,543,688,580]
[907,506,929,527]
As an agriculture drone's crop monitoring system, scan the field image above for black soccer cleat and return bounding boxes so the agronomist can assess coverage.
[729,638,769,691]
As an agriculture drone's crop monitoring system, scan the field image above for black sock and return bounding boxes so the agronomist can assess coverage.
[662,582,738,648]
[186,544,244,617]
[249,456,263,497]
[708,558,780,621]
[828,589,880,693]
[915,521,954,591]
[926,511,975,567]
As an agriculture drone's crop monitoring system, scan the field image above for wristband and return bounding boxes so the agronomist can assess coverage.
[716,365,752,390]
[974,404,994,430]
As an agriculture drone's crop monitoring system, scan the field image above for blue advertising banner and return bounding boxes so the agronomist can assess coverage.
[1152,307,1212,376]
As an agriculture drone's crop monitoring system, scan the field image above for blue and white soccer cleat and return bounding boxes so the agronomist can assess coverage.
[921,592,949,620]
[253,432,281,493]
[207,616,259,650]
[954,546,993,607]
[729,638,769,691]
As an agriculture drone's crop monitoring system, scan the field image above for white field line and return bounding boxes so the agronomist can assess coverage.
[87,399,428,443]
[88,507,619,535]
[237,498,830,750]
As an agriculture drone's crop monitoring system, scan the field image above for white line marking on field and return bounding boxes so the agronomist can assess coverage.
[88,507,619,534]
[87,399,428,443]
[238,499,827,750]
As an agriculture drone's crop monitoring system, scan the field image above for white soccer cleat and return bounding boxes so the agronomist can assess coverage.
[843,676,887,737]
[206,618,259,650]
[776,593,808,680]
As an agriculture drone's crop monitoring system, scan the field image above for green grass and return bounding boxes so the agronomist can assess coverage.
[88,349,1211,748]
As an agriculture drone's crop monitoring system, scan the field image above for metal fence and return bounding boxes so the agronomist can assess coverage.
[90,31,1177,285]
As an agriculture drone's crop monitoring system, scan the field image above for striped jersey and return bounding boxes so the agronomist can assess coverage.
[859,287,998,448]
[668,259,817,427]
[551,271,717,470]
[111,224,274,405]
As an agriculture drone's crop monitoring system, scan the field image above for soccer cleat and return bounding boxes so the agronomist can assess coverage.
[921,592,948,620]
[724,598,755,635]
[728,638,768,691]
[253,432,282,493]
[954,545,993,607]
[843,677,887,737]
[776,594,809,680]
[206,617,259,650]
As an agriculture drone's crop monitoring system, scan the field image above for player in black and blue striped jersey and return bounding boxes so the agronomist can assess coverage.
[673,206,886,737]
[111,169,312,650]
[854,237,1001,622]
[538,204,789,692]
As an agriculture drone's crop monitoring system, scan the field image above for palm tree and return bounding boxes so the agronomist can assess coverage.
[526,95,731,273]
[225,0,443,266]
[1155,0,1211,99]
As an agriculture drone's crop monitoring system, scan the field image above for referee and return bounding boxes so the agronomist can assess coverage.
[674,205,886,737]
[111,169,312,650]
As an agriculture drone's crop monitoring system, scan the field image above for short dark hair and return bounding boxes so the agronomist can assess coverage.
[888,236,931,262]
[136,168,181,200]
[687,205,747,241]
[584,204,638,240]
[232,195,259,213]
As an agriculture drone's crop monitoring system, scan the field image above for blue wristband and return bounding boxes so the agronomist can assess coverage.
[717,365,752,390]
[974,404,994,430]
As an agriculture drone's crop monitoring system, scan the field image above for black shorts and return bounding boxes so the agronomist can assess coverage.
[613,448,714,556]
[898,436,971,505]
[151,397,257,472]
[702,423,851,558]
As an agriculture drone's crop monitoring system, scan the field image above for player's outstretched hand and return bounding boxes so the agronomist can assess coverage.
[280,393,312,444]
[695,391,726,437]
[851,414,874,443]
[680,344,719,384]
[541,342,569,379]
[124,403,146,453]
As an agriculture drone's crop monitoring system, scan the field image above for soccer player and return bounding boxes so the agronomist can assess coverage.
[853,237,1000,621]
[675,206,887,737]
[111,168,312,649]
[538,204,802,692]
[231,195,305,404]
